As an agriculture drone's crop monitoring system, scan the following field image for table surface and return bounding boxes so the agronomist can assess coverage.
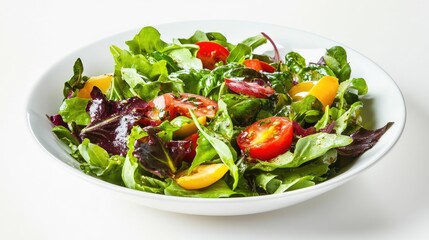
[1,0,428,239]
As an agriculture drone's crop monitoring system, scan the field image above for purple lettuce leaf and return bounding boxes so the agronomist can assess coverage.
[79,87,148,156]
[48,114,68,128]
[133,127,191,178]
[337,122,394,158]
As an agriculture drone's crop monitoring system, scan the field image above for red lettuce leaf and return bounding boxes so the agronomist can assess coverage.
[337,122,394,158]
[79,87,148,156]
[133,127,191,178]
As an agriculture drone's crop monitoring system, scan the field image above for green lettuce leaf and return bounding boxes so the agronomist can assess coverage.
[78,138,124,185]
[126,26,167,55]
[59,98,90,125]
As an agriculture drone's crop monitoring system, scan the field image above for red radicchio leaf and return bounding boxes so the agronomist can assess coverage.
[79,87,148,156]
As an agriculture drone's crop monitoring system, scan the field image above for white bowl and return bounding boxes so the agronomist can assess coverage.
[26,20,406,216]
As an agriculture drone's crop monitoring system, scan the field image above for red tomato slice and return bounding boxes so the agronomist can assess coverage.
[196,42,230,70]
[237,116,293,161]
[225,78,275,98]
[144,93,177,125]
[243,59,276,73]
[144,93,218,126]
[183,133,199,163]
[172,93,218,118]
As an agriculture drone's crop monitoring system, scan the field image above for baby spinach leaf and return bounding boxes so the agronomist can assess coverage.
[323,46,351,82]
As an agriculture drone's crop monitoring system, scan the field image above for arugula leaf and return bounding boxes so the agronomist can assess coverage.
[208,98,234,141]
[189,110,239,190]
[227,43,251,63]
[63,58,89,98]
[240,34,267,50]
[224,33,268,64]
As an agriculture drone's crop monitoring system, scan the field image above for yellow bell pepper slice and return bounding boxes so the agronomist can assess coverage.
[288,76,339,109]
[309,76,339,109]
[288,81,316,101]
[76,74,113,99]
[176,163,229,190]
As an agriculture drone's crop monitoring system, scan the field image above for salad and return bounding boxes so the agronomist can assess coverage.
[49,26,392,198]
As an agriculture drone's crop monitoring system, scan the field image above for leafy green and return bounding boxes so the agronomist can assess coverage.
[255,161,329,194]
[63,58,89,98]
[52,125,81,160]
[122,126,168,193]
[108,46,180,101]
[248,133,351,171]
[126,26,167,55]
[59,98,90,125]
[323,46,351,82]
[189,110,239,189]
[50,25,393,198]
[78,139,124,185]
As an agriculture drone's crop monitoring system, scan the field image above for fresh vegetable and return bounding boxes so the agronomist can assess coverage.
[289,75,339,109]
[243,59,276,73]
[225,78,275,98]
[196,41,230,70]
[49,26,392,198]
[76,74,113,99]
[237,116,293,161]
[175,163,229,190]
[172,116,206,139]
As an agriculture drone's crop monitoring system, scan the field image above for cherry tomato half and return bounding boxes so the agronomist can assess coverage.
[144,93,218,126]
[172,93,218,119]
[196,41,230,70]
[243,59,276,73]
[225,78,275,98]
[237,116,293,161]
[144,93,177,125]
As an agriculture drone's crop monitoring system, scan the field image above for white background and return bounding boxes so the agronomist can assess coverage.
[1,0,428,239]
